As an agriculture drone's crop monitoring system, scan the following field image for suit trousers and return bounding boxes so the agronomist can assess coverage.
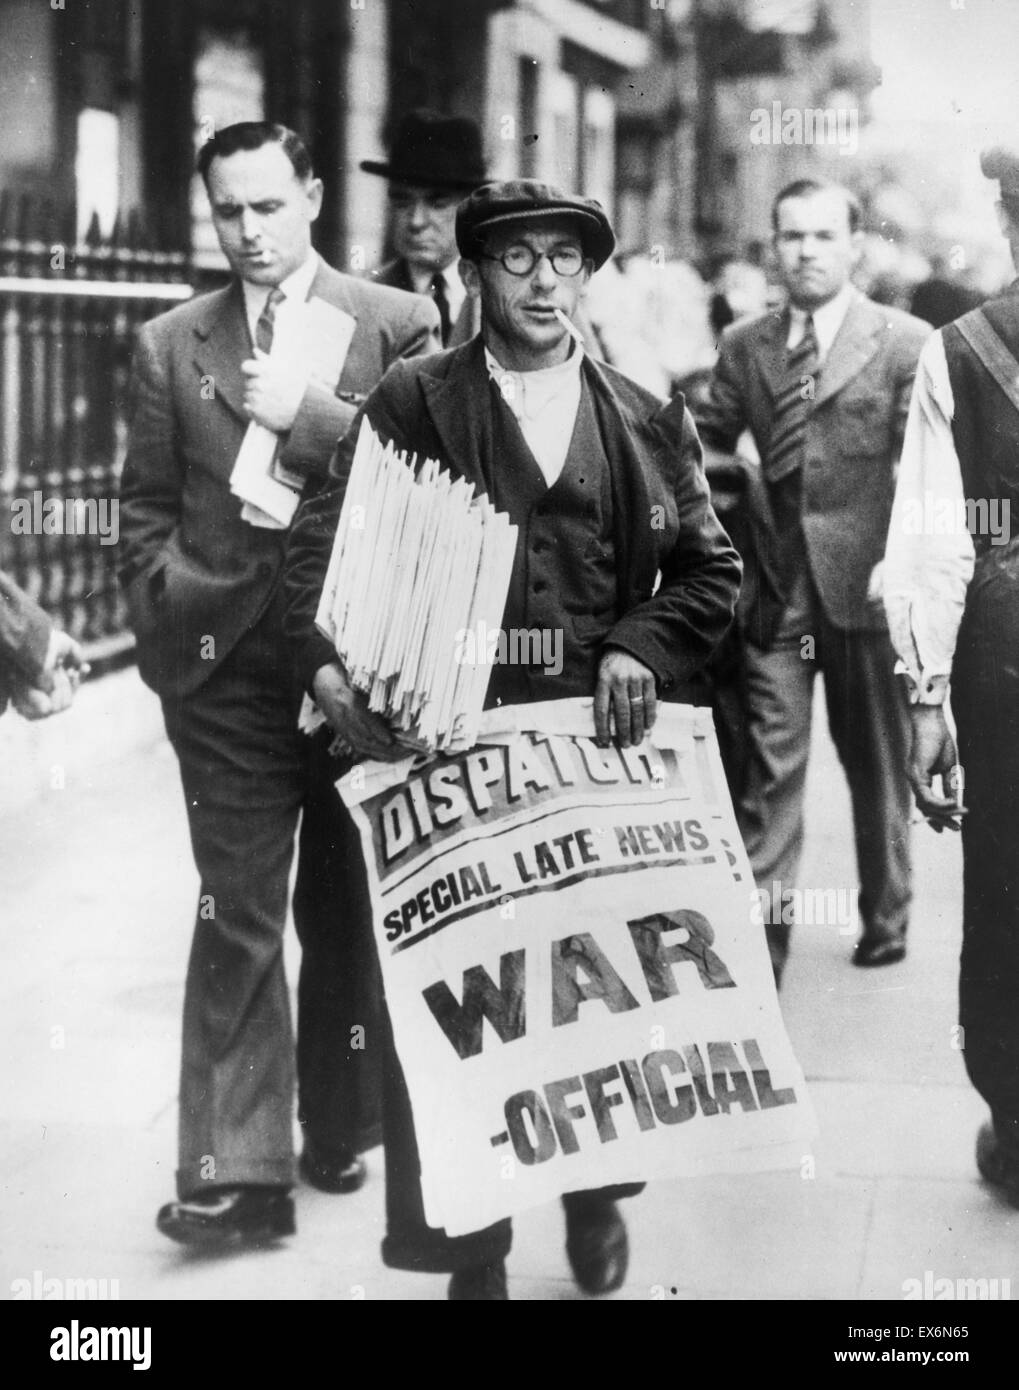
[161,588,381,1198]
[737,564,912,977]
[952,544,1019,1149]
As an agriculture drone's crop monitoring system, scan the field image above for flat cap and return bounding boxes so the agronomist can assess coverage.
[456,180,615,270]
[981,143,1019,196]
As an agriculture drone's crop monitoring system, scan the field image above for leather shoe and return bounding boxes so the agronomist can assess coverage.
[448,1262,509,1300]
[299,1140,367,1194]
[976,1122,1019,1207]
[852,935,906,967]
[564,1198,629,1295]
[156,1186,295,1247]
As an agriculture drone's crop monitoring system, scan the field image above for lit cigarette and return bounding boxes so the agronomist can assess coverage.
[553,307,585,346]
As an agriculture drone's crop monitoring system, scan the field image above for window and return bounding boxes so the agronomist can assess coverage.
[190,27,265,269]
[75,108,120,242]
[582,87,615,215]
[518,56,539,178]
[549,69,580,190]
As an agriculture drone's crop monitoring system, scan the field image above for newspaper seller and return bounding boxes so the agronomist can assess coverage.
[285,180,741,1298]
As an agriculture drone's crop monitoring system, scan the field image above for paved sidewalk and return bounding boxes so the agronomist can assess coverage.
[1,669,1015,1301]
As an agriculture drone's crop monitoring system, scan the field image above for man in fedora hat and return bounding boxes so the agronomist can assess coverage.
[286,179,740,1297]
[362,109,488,348]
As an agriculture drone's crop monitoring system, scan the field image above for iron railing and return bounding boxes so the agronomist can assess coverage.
[0,197,193,663]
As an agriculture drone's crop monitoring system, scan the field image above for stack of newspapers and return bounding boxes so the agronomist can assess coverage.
[313,417,518,753]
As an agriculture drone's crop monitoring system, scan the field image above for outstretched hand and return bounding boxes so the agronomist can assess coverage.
[12,629,88,720]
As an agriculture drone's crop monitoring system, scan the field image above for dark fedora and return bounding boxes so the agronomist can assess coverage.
[456,180,616,271]
[360,109,487,191]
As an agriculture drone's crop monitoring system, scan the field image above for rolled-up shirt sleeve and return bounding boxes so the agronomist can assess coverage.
[883,331,974,705]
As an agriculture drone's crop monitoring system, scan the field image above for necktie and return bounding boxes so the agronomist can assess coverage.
[254,286,286,354]
[431,272,452,347]
[767,314,819,482]
[764,315,820,608]
[252,287,297,492]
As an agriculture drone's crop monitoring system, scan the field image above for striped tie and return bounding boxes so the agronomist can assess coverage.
[767,314,819,481]
[254,286,286,354]
[252,287,295,487]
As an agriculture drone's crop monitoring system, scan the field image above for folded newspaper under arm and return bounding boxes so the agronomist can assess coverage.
[301,417,517,754]
[232,423,298,528]
[230,296,357,529]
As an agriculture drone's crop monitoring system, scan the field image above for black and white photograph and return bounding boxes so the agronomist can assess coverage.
[1,0,1016,1349]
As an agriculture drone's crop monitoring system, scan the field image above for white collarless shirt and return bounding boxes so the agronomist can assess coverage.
[485,342,586,487]
[883,330,975,704]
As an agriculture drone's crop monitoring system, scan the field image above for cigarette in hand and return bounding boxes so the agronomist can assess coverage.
[552,307,585,346]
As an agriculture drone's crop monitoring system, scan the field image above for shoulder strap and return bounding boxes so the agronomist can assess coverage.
[954,308,1019,415]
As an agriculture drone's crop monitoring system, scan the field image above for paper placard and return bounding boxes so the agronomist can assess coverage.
[339,700,817,1237]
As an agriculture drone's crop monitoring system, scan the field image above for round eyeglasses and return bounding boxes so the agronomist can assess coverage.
[479,243,586,277]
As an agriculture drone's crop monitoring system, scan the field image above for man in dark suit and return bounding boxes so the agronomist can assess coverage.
[285,180,741,1297]
[885,142,1019,1208]
[118,121,439,1247]
[362,109,487,348]
[696,179,930,982]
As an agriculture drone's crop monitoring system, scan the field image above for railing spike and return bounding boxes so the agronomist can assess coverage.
[84,210,104,247]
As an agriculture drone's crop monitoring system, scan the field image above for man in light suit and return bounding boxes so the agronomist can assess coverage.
[118,121,439,1246]
[362,109,487,348]
[696,179,930,982]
